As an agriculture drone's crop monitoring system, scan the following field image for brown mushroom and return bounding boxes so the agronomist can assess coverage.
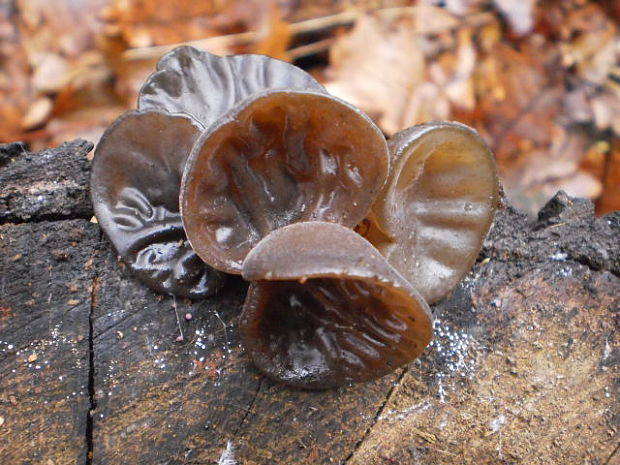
[240,221,433,389]
[363,122,500,304]
[91,110,225,298]
[138,46,325,128]
[180,90,389,274]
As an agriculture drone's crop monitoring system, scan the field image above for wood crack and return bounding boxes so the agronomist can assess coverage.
[0,212,93,226]
[343,367,409,464]
[233,377,265,438]
[85,254,102,465]
[604,442,620,465]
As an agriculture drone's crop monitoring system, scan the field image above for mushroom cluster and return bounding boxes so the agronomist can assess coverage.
[91,46,499,389]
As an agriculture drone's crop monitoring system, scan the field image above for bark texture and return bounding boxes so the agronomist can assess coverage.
[0,140,618,464]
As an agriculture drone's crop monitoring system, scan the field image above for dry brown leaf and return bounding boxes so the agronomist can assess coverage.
[591,88,620,135]
[563,88,595,124]
[100,0,270,49]
[325,13,451,134]
[21,97,53,130]
[501,128,603,213]
[17,0,109,93]
[437,27,476,110]
[560,18,617,85]
[474,40,562,158]
[431,0,486,16]
[0,5,31,141]
[493,0,534,35]
[112,59,158,106]
[597,141,620,214]
[0,0,111,142]
[410,5,460,34]
[252,6,293,60]
[17,0,106,57]
[539,171,602,204]
[39,104,125,152]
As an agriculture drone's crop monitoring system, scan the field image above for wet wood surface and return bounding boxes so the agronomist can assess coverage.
[1,140,618,464]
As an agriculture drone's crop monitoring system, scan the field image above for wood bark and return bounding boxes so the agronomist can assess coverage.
[0,140,618,464]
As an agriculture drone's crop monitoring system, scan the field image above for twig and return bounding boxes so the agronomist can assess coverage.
[288,37,335,60]
[122,10,359,61]
[121,7,493,62]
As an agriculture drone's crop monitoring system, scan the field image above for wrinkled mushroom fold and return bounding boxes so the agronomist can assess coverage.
[88,45,503,389]
[90,110,225,299]
[138,46,326,128]
[240,222,433,389]
[363,122,500,304]
[181,90,389,274]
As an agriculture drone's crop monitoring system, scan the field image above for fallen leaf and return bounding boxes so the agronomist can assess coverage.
[437,27,476,110]
[21,96,53,130]
[99,0,269,48]
[325,14,431,134]
[31,53,71,94]
[0,6,31,141]
[493,0,534,35]
[591,88,620,136]
[252,5,293,60]
[597,141,620,214]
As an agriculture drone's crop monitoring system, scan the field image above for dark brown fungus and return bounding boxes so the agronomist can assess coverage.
[364,122,500,304]
[90,110,225,298]
[138,46,325,128]
[180,90,389,274]
[240,221,433,389]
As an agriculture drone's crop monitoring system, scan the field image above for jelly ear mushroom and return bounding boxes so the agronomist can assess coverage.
[180,90,389,274]
[138,46,325,128]
[90,110,225,299]
[363,122,500,304]
[240,222,433,389]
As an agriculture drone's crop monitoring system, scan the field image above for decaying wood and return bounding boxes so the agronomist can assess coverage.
[0,140,618,464]
[0,219,99,464]
[0,139,93,223]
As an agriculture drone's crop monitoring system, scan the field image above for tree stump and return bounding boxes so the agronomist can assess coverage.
[1,140,618,464]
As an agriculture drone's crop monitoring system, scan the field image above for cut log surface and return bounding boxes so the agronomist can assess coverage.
[0,140,618,465]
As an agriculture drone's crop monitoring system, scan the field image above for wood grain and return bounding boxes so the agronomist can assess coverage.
[1,140,618,464]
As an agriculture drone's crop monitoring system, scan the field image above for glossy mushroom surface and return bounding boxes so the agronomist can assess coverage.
[138,46,325,128]
[240,222,433,389]
[91,110,225,298]
[364,122,499,304]
[181,90,389,274]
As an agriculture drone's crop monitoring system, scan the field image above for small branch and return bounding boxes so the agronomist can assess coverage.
[121,11,359,62]
[289,38,335,60]
[121,7,492,62]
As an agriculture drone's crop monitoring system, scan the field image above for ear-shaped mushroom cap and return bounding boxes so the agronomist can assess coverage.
[138,46,325,128]
[364,122,499,304]
[240,222,433,389]
[91,110,225,299]
[180,90,389,274]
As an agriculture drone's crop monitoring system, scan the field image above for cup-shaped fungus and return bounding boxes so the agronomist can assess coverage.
[180,90,389,274]
[363,122,500,304]
[138,46,326,128]
[91,110,225,298]
[240,221,433,389]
